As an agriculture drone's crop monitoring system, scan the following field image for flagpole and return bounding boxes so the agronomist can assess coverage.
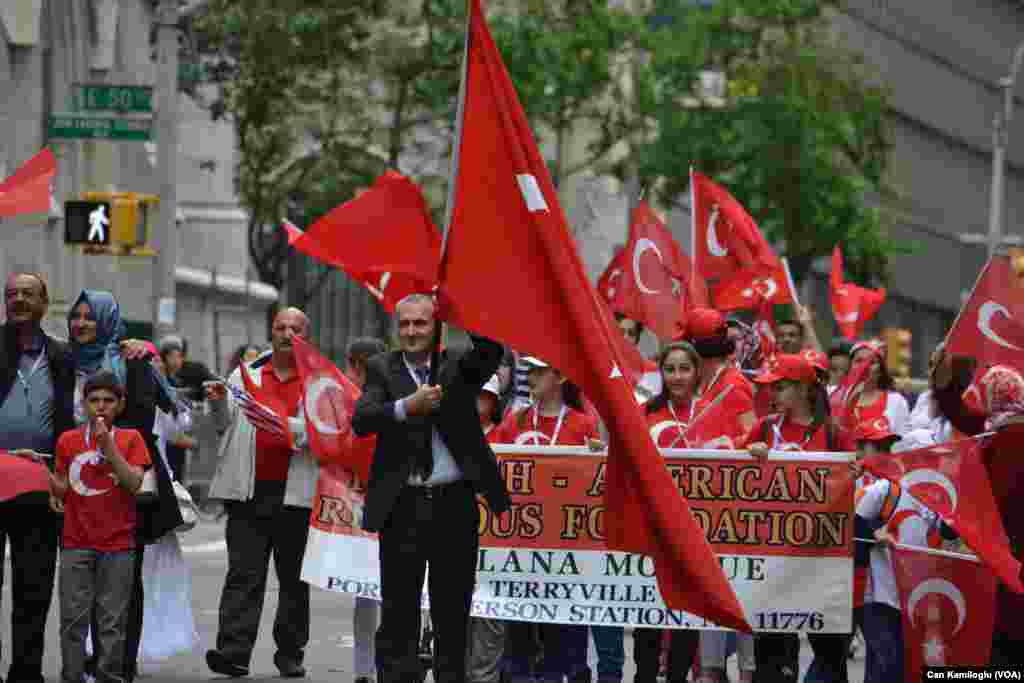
[941,254,995,350]
[430,0,472,386]
[782,258,801,307]
[689,167,696,261]
[855,538,980,563]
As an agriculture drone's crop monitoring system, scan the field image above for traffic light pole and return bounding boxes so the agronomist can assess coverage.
[152,0,179,339]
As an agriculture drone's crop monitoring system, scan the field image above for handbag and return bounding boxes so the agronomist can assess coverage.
[138,470,197,533]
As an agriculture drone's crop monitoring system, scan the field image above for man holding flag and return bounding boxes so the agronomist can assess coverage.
[203,307,320,679]
[353,293,510,683]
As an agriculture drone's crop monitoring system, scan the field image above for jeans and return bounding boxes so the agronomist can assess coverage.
[538,625,589,682]
[59,548,137,683]
[862,603,902,683]
[355,596,379,678]
[588,626,625,681]
[466,618,506,683]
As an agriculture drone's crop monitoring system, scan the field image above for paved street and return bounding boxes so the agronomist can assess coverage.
[0,518,865,682]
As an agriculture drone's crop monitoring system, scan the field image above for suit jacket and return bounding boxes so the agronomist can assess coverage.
[353,334,511,532]
[0,323,76,455]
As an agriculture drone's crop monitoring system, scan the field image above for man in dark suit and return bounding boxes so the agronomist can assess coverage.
[353,293,511,683]
[0,272,76,683]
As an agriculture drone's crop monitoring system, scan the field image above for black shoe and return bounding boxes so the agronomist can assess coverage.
[206,650,250,678]
[354,678,373,683]
[273,653,307,679]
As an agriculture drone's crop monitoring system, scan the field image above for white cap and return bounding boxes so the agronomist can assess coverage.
[482,374,502,396]
[521,356,549,369]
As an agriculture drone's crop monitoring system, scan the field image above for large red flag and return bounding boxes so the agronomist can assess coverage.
[830,247,886,339]
[0,148,55,217]
[691,170,776,281]
[613,202,694,340]
[892,547,997,680]
[437,0,748,631]
[291,336,374,482]
[945,255,1024,368]
[863,436,1024,594]
[282,171,441,312]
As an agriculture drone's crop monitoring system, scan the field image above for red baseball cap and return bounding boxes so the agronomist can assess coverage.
[753,353,818,384]
[686,307,726,340]
[853,416,898,443]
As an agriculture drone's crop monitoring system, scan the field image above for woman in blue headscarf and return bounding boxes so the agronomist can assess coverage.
[67,289,182,683]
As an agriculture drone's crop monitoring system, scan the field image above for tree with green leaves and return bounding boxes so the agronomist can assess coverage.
[636,0,899,286]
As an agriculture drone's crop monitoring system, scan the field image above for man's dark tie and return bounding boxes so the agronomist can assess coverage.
[413,365,434,480]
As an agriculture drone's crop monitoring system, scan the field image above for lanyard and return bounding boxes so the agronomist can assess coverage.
[666,399,695,448]
[16,350,44,391]
[771,417,814,451]
[697,364,727,404]
[532,404,567,445]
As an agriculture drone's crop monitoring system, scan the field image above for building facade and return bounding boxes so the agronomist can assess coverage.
[0,0,275,375]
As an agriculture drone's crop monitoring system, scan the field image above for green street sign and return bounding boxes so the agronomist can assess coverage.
[48,114,153,141]
[75,84,153,113]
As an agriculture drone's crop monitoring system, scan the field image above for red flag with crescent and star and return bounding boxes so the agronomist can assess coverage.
[945,254,1024,368]
[863,435,1024,594]
[281,171,441,312]
[597,248,626,307]
[892,547,997,681]
[612,201,696,340]
[435,0,749,631]
[0,148,55,218]
[690,170,777,282]
[291,336,374,482]
[830,247,886,339]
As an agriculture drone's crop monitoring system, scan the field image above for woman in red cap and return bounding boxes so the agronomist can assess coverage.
[681,310,757,683]
[931,357,1024,666]
[741,353,849,683]
[633,341,702,683]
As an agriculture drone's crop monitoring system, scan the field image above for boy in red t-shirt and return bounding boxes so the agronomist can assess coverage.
[50,371,151,683]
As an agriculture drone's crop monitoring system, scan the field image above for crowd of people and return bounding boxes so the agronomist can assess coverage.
[0,268,1019,683]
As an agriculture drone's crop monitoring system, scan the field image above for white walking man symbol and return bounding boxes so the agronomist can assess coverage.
[87,205,109,243]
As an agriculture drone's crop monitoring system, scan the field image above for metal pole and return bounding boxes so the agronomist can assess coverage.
[152,0,180,338]
[987,42,1024,259]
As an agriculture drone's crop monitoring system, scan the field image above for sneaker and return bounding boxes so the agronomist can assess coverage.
[205,650,250,678]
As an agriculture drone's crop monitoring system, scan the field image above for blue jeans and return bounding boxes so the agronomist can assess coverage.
[862,603,902,683]
[803,633,850,683]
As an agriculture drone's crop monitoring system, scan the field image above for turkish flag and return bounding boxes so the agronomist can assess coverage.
[863,435,1024,594]
[0,148,55,218]
[892,547,997,680]
[282,171,441,312]
[612,202,694,340]
[292,336,374,482]
[946,255,1024,368]
[597,248,626,307]
[691,170,776,282]
[436,0,749,631]
[830,247,886,339]
[713,259,796,311]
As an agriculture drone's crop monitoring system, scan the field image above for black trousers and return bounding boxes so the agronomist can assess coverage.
[376,481,480,683]
[632,629,698,683]
[754,633,800,683]
[215,483,311,667]
[0,497,58,683]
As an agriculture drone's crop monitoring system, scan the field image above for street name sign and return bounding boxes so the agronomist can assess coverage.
[75,84,153,113]
[48,114,152,141]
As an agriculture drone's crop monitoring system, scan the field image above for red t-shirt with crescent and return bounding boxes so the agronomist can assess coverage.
[56,426,151,551]
[490,406,599,446]
[645,399,695,448]
[687,366,754,449]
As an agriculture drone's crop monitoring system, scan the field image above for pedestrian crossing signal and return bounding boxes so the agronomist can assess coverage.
[64,193,159,255]
[64,200,111,246]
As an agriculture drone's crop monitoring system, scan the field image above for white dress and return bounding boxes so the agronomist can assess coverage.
[137,405,200,663]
